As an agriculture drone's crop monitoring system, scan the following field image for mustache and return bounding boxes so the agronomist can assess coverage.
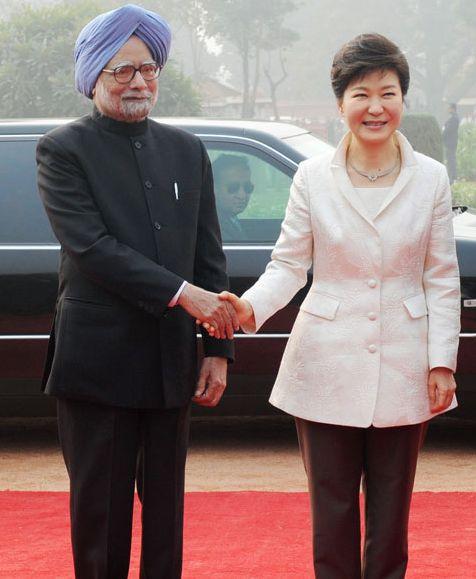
[121,91,153,100]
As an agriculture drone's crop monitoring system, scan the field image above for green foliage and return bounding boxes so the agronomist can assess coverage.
[456,124,476,181]
[399,114,444,162]
[452,181,476,209]
[0,1,97,117]
[157,66,201,116]
[0,0,201,118]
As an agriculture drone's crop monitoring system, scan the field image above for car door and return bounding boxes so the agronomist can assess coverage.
[200,136,310,415]
[0,135,58,416]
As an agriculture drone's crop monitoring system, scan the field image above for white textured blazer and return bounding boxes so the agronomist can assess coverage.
[242,131,460,427]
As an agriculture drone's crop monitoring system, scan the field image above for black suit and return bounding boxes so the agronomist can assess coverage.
[36,109,233,578]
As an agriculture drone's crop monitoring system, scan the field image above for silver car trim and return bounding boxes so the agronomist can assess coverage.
[1,333,475,340]
[0,244,275,251]
[0,335,51,340]
[0,333,290,340]
[0,134,45,139]
[0,244,60,250]
[224,244,275,250]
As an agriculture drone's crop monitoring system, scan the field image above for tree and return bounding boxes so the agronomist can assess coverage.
[264,51,288,121]
[0,0,202,118]
[282,0,476,121]
[202,0,299,118]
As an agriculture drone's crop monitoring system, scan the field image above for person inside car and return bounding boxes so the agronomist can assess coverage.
[213,154,254,241]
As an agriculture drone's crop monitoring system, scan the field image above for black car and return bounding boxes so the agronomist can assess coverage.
[0,118,475,418]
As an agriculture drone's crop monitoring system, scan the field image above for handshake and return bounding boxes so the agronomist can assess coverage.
[177,284,254,339]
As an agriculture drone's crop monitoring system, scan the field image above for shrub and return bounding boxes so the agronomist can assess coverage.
[456,124,476,181]
[399,113,444,162]
[452,181,476,209]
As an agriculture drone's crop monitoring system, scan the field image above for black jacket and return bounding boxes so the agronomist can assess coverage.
[36,109,233,408]
[443,112,460,150]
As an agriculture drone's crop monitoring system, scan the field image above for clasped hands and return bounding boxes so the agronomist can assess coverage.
[178,284,252,339]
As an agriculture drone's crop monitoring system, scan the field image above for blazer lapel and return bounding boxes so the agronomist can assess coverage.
[374,132,418,218]
[331,164,377,230]
[330,133,377,230]
[330,131,419,224]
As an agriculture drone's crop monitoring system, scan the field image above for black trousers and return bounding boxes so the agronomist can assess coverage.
[57,398,191,579]
[295,418,427,579]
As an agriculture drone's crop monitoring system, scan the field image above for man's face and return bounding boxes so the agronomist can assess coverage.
[216,166,254,217]
[93,35,158,122]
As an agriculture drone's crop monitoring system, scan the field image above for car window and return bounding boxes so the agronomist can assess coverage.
[0,139,57,244]
[206,142,294,243]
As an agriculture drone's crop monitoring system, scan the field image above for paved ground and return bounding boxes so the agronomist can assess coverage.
[1,416,475,492]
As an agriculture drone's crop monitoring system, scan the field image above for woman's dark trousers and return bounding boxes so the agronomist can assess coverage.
[295,418,427,579]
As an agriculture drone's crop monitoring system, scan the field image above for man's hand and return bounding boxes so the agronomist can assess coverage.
[428,367,457,413]
[200,291,255,336]
[178,284,239,339]
[193,357,228,407]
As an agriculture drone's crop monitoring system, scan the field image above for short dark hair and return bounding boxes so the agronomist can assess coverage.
[331,33,409,101]
[212,154,250,181]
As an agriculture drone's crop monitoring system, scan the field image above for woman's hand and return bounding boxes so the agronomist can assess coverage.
[428,367,457,413]
[197,291,255,336]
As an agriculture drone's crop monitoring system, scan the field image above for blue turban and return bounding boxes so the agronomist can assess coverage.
[74,4,172,99]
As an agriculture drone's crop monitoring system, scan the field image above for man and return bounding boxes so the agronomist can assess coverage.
[36,5,236,578]
[442,102,460,184]
[213,154,254,241]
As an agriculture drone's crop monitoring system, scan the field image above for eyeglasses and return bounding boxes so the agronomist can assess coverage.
[226,181,254,195]
[102,62,162,84]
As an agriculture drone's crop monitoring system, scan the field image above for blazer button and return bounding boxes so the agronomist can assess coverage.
[368,344,377,353]
[368,312,377,321]
[145,180,153,189]
[154,222,162,231]
[367,279,377,288]
[134,141,142,149]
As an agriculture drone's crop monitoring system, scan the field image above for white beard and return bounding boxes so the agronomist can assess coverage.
[94,81,157,123]
[120,94,156,121]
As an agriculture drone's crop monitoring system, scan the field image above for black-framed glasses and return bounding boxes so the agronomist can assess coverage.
[226,181,254,195]
[102,62,162,84]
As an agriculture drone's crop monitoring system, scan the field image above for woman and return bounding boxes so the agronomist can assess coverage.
[204,33,461,577]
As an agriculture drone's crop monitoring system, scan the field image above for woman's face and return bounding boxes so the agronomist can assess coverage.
[339,69,404,146]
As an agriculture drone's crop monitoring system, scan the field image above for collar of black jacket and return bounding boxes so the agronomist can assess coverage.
[91,106,149,136]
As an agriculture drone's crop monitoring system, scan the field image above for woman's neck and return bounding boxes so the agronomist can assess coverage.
[347,135,399,171]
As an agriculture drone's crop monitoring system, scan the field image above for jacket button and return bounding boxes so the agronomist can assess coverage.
[368,312,377,320]
[368,279,377,288]
[368,344,377,353]
[145,180,152,189]
[134,141,142,149]
[154,222,162,231]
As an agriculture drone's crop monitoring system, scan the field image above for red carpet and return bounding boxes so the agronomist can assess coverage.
[0,491,475,578]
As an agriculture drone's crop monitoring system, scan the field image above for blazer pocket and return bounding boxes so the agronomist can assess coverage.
[300,291,340,320]
[403,293,428,319]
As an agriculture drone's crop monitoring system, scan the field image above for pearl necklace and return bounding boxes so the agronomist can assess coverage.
[347,154,400,182]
